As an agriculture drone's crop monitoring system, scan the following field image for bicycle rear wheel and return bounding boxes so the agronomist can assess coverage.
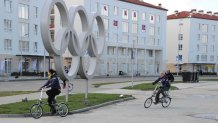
[144,98,153,108]
[57,103,69,117]
[161,97,171,108]
[30,104,43,119]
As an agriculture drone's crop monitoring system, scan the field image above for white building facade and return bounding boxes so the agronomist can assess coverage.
[0,0,49,76]
[56,0,168,76]
[167,10,218,73]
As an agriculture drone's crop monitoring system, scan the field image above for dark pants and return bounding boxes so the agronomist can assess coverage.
[46,88,61,113]
[155,86,170,103]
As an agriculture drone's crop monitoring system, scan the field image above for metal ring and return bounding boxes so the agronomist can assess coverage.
[40,0,105,80]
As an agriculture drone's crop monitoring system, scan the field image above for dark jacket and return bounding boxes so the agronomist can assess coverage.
[41,75,61,90]
[166,72,174,82]
[153,75,170,88]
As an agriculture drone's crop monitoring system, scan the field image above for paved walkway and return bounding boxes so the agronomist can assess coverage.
[1,81,218,123]
[0,80,214,105]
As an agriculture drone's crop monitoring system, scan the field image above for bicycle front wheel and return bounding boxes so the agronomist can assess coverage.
[161,97,171,108]
[30,104,43,119]
[57,103,69,117]
[144,98,153,108]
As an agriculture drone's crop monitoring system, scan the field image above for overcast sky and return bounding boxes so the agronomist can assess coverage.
[143,0,218,15]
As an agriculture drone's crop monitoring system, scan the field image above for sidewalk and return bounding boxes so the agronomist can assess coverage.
[0,80,211,105]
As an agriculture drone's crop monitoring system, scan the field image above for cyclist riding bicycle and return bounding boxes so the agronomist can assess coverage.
[152,72,171,104]
[39,69,65,115]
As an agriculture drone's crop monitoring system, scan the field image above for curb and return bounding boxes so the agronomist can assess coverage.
[0,96,135,118]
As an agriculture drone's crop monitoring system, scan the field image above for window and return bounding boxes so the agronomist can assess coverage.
[95,2,99,12]
[4,58,12,73]
[122,34,128,43]
[148,50,153,57]
[104,19,109,31]
[122,21,128,33]
[19,4,29,19]
[4,0,12,12]
[149,14,155,24]
[149,26,155,36]
[178,44,182,50]
[197,44,200,51]
[132,11,138,21]
[101,5,109,16]
[212,35,215,42]
[19,40,29,52]
[142,24,146,32]
[114,6,118,15]
[142,13,146,21]
[121,48,126,55]
[34,24,38,35]
[178,34,183,40]
[34,6,38,18]
[50,30,55,42]
[201,35,208,44]
[34,42,38,52]
[210,55,214,61]
[132,23,137,34]
[198,23,201,30]
[4,19,12,32]
[201,24,208,32]
[4,39,12,51]
[196,55,199,61]
[20,22,29,37]
[113,20,118,29]
[122,9,128,20]
[157,15,160,23]
[197,34,201,41]
[201,55,207,61]
[157,27,160,35]
[201,45,207,53]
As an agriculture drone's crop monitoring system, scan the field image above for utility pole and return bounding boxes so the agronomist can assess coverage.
[177,21,183,76]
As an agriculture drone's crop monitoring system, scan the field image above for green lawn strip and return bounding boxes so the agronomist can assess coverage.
[0,91,37,97]
[93,81,131,88]
[122,83,178,91]
[199,79,218,81]
[0,93,132,114]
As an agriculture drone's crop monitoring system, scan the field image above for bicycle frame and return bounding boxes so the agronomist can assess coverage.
[150,82,170,99]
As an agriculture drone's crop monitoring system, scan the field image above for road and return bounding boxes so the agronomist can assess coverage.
[1,81,218,123]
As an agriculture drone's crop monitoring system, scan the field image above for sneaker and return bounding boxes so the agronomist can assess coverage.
[153,101,158,105]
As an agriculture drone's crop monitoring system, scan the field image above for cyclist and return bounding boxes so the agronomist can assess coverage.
[39,69,63,114]
[152,72,170,104]
[165,70,174,83]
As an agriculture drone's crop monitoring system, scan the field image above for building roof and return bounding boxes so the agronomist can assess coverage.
[167,11,218,21]
[119,0,168,11]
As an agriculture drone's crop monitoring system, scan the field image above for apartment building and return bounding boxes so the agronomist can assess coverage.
[55,0,168,76]
[0,0,49,75]
[167,10,218,73]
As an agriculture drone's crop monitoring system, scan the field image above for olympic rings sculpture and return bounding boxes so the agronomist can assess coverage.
[40,0,105,80]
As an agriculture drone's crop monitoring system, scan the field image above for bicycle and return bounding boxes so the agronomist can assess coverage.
[30,88,69,119]
[144,82,171,108]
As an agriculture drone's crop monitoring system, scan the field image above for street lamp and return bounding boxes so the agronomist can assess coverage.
[177,21,183,76]
[131,40,135,88]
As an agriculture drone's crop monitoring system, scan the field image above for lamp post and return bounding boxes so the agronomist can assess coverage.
[131,40,135,88]
[43,49,46,78]
[177,22,183,76]
[20,50,22,76]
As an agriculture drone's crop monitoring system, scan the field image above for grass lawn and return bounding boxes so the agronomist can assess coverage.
[122,83,179,91]
[0,91,36,97]
[93,82,130,88]
[0,93,132,114]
